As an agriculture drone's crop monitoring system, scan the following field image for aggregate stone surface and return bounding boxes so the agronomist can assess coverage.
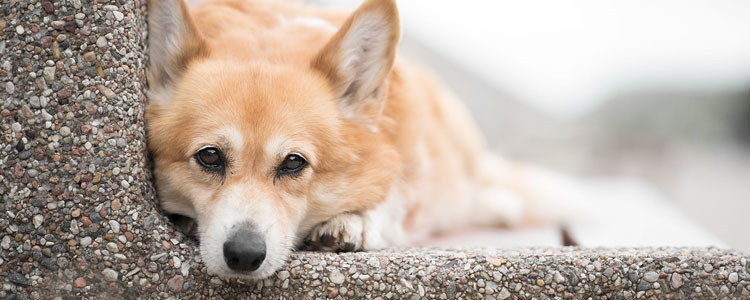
[1,0,749,299]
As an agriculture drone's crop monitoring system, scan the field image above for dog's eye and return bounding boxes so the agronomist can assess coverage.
[195,147,225,171]
[277,153,307,176]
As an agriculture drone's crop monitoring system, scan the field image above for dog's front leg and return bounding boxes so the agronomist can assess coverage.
[303,190,408,252]
[304,203,404,252]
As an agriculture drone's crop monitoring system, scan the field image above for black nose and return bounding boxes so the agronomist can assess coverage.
[223,229,266,272]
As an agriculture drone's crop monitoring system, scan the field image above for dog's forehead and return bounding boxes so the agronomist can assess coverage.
[179,61,335,116]
[171,61,341,158]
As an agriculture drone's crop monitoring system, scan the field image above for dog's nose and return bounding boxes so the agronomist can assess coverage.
[223,229,266,272]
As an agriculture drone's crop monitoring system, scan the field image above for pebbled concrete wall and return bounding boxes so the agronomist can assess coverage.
[1,1,748,299]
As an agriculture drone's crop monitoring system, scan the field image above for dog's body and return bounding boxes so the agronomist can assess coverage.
[147,0,580,279]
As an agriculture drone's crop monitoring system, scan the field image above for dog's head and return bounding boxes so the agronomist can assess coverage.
[146,0,400,279]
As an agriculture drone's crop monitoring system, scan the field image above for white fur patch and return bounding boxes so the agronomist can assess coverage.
[292,17,337,32]
[264,135,317,167]
[198,183,290,279]
[362,189,408,249]
[187,126,244,158]
[218,126,245,151]
[276,13,338,32]
[472,187,525,227]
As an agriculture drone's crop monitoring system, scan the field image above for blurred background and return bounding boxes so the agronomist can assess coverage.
[309,0,750,252]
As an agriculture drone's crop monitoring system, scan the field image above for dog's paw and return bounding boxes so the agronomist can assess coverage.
[304,213,364,252]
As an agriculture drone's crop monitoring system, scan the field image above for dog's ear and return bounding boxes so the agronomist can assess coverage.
[312,0,400,115]
[147,0,207,99]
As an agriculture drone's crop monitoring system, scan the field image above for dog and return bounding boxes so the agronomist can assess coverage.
[146,0,583,279]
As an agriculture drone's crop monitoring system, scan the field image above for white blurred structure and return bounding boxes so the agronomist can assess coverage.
[314,0,750,119]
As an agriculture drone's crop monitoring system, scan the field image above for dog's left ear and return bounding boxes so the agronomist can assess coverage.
[147,0,208,100]
[312,0,400,115]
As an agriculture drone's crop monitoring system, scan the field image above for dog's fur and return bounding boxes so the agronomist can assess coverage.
[147,0,582,279]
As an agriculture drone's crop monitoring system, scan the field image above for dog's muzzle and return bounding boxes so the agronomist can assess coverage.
[222,224,266,272]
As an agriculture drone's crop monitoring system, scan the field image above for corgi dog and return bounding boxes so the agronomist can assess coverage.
[147,0,581,279]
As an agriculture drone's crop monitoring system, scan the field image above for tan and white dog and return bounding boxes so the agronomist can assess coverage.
[147,0,581,279]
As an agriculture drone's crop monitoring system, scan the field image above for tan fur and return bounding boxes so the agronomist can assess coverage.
[147,0,581,279]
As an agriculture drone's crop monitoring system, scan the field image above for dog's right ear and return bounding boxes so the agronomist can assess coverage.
[312,0,400,117]
[147,0,207,99]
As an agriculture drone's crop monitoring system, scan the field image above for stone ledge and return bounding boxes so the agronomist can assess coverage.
[218,247,748,299]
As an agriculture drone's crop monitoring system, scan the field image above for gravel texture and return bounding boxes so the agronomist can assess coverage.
[2,1,749,299]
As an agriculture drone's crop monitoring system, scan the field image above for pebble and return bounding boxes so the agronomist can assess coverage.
[98,85,116,99]
[554,272,566,283]
[81,124,93,135]
[41,110,53,120]
[330,269,345,284]
[637,280,652,291]
[277,270,290,281]
[671,272,683,289]
[33,215,44,228]
[60,126,71,137]
[729,272,739,283]
[96,36,108,48]
[498,287,511,300]
[113,11,124,21]
[84,51,96,62]
[1,236,11,249]
[51,20,65,30]
[536,278,545,287]
[29,96,41,108]
[102,268,118,282]
[43,66,56,81]
[112,199,121,211]
[109,220,121,233]
[74,277,87,288]
[42,1,54,13]
[644,271,659,282]
[106,242,119,253]
[167,275,184,292]
[720,285,731,296]
[210,278,223,286]
[57,86,73,99]
[10,273,28,286]
[80,236,92,247]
